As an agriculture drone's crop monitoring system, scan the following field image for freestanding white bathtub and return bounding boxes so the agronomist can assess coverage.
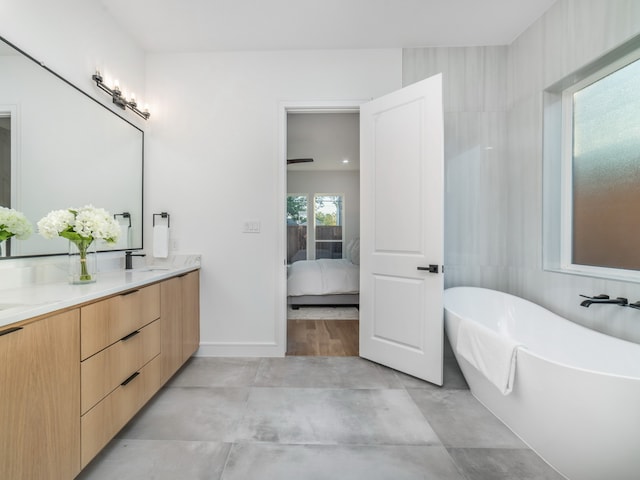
[444,286,640,480]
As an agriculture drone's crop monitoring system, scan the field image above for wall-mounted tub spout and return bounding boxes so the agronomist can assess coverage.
[579,294,628,308]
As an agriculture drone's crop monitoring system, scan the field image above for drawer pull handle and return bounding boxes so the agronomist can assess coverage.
[121,371,140,386]
[121,289,140,297]
[120,330,140,342]
[0,326,23,337]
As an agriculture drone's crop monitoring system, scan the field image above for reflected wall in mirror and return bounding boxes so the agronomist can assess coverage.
[0,36,143,258]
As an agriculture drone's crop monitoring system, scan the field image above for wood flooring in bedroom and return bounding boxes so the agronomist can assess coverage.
[287,319,359,356]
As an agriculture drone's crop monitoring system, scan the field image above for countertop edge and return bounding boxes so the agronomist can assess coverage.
[0,265,200,329]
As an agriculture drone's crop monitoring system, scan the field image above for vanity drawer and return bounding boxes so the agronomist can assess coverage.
[80,283,160,360]
[81,319,160,414]
[80,354,161,468]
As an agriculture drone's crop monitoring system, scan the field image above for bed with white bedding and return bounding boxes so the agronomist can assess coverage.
[287,237,360,308]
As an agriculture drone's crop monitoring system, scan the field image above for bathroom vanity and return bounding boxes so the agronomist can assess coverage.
[0,264,200,479]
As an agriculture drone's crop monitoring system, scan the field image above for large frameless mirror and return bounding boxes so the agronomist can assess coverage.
[0,36,143,258]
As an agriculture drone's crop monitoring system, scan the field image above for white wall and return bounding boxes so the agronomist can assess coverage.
[403,0,640,344]
[0,0,147,124]
[145,49,401,355]
[0,2,401,355]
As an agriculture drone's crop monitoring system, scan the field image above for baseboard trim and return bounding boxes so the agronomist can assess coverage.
[195,342,285,357]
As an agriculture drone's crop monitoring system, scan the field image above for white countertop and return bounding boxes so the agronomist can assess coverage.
[0,257,200,329]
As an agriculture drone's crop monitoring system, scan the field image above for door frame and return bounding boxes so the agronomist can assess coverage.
[277,100,364,355]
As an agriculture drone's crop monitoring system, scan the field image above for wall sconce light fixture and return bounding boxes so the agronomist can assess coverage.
[91,69,150,120]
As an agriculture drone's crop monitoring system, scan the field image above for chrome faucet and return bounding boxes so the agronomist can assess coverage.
[579,294,628,308]
[125,250,146,270]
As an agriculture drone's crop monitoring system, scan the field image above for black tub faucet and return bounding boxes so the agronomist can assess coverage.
[125,250,146,270]
[579,294,628,308]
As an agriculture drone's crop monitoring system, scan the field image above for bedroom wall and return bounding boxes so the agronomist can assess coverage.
[402,0,640,344]
[145,49,402,355]
[287,170,360,257]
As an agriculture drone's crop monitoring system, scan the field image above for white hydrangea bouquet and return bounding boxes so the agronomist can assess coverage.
[38,205,120,283]
[0,206,33,242]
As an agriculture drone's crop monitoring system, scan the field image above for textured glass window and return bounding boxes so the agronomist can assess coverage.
[572,57,640,270]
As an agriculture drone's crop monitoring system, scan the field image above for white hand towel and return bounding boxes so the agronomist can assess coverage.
[153,224,169,258]
[456,319,524,395]
[113,224,131,250]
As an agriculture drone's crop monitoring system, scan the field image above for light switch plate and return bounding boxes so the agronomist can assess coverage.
[243,220,261,233]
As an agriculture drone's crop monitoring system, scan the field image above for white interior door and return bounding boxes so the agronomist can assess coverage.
[359,74,444,384]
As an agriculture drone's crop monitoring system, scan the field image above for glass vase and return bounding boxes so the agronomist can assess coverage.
[69,240,97,284]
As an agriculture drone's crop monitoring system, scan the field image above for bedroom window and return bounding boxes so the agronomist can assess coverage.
[314,194,344,259]
[287,194,308,264]
[543,35,640,282]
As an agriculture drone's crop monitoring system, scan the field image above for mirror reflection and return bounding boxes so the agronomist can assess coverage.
[0,36,143,258]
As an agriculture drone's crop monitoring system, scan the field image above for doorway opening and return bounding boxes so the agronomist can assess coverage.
[0,110,14,257]
[285,110,360,356]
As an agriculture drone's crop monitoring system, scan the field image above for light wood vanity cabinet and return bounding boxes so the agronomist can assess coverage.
[79,283,162,468]
[181,270,200,362]
[0,270,200,477]
[161,270,200,384]
[0,309,81,480]
[80,284,161,361]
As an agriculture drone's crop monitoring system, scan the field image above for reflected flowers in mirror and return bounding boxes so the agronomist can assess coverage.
[0,206,33,242]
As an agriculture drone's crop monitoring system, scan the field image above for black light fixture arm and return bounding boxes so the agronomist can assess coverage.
[91,70,150,120]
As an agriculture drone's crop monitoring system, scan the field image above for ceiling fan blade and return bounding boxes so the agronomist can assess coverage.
[287,158,314,164]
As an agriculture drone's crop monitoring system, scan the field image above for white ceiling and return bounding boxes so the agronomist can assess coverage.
[99,0,557,53]
[287,112,360,172]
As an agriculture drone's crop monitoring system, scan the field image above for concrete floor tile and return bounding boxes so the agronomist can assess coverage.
[235,387,440,445]
[448,448,565,480]
[76,356,558,479]
[407,389,525,448]
[77,439,230,480]
[166,357,261,388]
[118,387,249,442]
[255,356,404,389]
[222,443,467,480]
[392,354,469,390]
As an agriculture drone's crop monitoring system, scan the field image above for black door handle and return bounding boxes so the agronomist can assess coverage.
[417,264,439,273]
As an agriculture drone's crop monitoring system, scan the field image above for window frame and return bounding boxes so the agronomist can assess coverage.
[312,193,345,260]
[286,193,309,263]
[549,45,640,282]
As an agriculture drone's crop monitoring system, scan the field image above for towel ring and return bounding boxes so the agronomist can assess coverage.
[113,212,132,228]
[153,212,170,228]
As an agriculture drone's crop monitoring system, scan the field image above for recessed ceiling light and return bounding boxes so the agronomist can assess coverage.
[342,159,350,164]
